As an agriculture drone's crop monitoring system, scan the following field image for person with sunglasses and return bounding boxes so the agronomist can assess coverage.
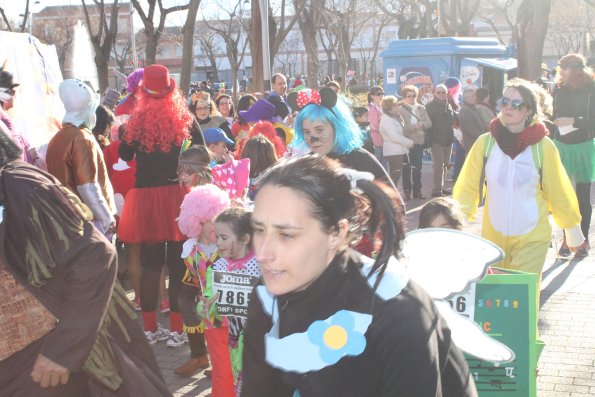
[367,86,388,169]
[552,53,594,258]
[399,85,432,200]
[453,78,584,276]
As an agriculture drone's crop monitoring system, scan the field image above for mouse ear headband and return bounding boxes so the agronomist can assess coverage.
[287,87,337,113]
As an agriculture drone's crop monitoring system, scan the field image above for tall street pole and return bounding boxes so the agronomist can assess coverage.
[260,0,270,91]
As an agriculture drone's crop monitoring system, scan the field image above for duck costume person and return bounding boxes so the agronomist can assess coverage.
[454,78,584,275]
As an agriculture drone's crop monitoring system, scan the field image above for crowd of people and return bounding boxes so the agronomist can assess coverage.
[0,51,592,396]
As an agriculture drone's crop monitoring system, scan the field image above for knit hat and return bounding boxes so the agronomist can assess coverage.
[444,77,461,89]
[140,64,175,98]
[239,99,276,122]
[59,79,100,129]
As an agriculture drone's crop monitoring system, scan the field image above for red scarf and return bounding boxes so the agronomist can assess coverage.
[490,118,548,159]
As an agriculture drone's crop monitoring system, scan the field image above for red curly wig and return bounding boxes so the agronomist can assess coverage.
[126,88,193,152]
[235,121,286,159]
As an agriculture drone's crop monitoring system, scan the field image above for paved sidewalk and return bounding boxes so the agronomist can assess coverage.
[143,164,594,396]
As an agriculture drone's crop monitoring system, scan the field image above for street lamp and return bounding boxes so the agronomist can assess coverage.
[30,1,42,36]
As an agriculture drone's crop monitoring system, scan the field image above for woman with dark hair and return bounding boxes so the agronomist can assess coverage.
[231,94,258,139]
[454,78,584,275]
[553,53,594,257]
[190,91,232,147]
[241,156,477,396]
[215,94,236,127]
[92,105,115,149]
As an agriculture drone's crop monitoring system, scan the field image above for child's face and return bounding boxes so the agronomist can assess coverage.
[427,214,456,229]
[356,113,369,124]
[208,141,227,158]
[215,221,248,260]
[178,168,198,188]
[199,220,217,244]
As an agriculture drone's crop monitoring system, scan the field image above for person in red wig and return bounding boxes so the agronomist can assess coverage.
[118,64,195,347]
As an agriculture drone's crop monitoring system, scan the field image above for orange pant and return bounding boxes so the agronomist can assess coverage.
[204,326,235,396]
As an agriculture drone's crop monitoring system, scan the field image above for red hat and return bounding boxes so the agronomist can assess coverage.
[141,64,175,98]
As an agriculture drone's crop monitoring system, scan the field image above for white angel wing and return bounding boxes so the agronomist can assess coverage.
[401,229,504,299]
[434,300,515,363]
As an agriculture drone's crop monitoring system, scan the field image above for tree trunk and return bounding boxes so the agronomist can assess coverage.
[95,53,109,94]
[180,0,200,95]
[515,0,552,80]
[250,0,264,92]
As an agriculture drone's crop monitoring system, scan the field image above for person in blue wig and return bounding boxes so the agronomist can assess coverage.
[288,87,393,187]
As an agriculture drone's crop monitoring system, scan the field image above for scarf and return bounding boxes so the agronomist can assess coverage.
[490,117,548,159]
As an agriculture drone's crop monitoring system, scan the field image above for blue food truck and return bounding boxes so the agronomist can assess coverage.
[380,37,517,104]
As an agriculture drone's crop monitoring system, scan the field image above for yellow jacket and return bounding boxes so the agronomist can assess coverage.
[453,133,583,272]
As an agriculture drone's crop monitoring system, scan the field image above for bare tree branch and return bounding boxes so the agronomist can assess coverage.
[0,7,14,31]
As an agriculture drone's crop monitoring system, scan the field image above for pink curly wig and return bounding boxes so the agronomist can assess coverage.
[126,88,193,153]
[177,184,231,238]
[235,121,286,159]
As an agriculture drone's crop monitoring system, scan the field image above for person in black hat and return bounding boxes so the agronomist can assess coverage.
[0,67,35,164]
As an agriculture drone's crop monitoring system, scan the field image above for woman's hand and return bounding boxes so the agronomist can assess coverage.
[31,354,70,388]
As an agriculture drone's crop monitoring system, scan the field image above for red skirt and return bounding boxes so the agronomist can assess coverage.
[118,184,189,244]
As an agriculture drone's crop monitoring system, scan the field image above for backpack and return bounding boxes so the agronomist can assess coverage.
[478,135,543,201]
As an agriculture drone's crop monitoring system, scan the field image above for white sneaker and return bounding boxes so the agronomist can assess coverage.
[145,324,170,345]
[166,331,186,348]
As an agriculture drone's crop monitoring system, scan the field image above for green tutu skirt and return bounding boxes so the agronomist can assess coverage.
[555,139,595,183]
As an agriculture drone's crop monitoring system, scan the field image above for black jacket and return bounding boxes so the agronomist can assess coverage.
[426,99,455,146]
[241,255,477,397]
[553,81,595,144]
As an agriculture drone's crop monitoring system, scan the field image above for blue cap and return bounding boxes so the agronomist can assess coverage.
[204,128,234,145]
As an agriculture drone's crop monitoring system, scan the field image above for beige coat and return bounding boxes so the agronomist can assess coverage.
[400,104,433,145]
[379,113,414,156]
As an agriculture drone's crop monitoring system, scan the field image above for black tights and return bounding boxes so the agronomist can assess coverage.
[140,241,185,312]
[576,183,592,239]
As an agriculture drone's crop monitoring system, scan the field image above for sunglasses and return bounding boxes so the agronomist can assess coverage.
[374,92,384,96]
[499,97,526,111]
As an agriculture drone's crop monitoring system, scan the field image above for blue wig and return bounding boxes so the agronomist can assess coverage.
[293,97,363,155]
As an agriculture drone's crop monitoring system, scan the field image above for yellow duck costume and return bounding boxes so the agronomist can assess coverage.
[454,123,583,275]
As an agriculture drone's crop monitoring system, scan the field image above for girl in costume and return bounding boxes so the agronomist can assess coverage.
[212,207,259,395]
[241,156,477,396]
[173,145,213,377]
[453,78,584,275]
[289,87,392,186]
[177,184,235,396]
[552,53,594,258]
[118,64,193,346]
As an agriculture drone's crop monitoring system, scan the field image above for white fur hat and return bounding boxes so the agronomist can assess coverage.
[59,79,100,129]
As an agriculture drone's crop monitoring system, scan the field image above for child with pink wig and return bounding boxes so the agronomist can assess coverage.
[177,184,235,396]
